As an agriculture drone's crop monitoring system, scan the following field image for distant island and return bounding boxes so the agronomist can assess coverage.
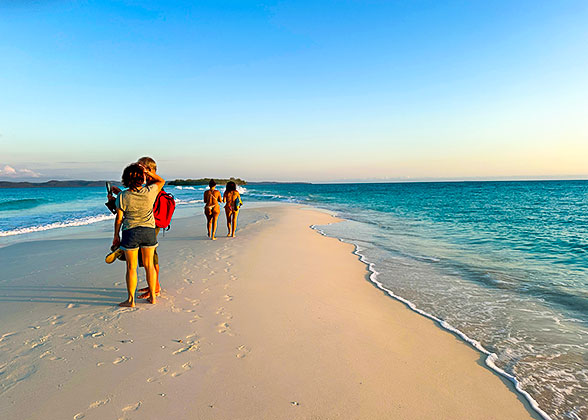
[0,177,247,188]
[169,177,247,186]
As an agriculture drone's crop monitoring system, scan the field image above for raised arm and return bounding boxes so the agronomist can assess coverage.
[144,168,165,192]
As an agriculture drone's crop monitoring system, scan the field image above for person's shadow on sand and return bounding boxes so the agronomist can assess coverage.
[0,286,122,306]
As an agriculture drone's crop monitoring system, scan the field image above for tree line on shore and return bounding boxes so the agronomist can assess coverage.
[0,177,247,188]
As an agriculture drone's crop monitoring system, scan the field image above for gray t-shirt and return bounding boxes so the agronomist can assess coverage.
[116,185,160,230]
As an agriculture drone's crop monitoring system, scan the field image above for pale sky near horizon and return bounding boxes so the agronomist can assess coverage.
[1,0,587,182]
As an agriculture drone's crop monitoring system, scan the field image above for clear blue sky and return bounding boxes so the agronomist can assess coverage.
[1,0,587,182]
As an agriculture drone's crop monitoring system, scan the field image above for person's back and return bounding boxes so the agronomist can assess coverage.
[117,185,159,230]
[224,190,240,209]
[204,189,221,207]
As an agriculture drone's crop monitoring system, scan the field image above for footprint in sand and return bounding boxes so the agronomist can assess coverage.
[147,366,170,383]
[29,334,51,349]
[171,362,192,377]
[66,303,79,309]
[184,297,200,305]
[236,345,251,359]
[172,343,199,355]
[73,413,85,419]
[200,288,210,295]
[216,307,233,320]
[224,295,233,302]
[39,350,62,361]
[89,398,111,409]
[112,355,131,364]
[217,322,231,334]
[184,278,194,284]
[122,401,141,412]
[189,315,202,323]
[0,332,17,343]
[93,344,119,351]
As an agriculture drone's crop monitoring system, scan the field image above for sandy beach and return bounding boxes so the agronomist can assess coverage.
[0,204,538,420]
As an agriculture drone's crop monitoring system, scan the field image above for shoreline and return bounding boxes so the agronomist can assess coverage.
[318,226,551,420]
[0,204,540,419]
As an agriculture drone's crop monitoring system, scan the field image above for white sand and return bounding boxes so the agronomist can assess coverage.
[0,204,538,419]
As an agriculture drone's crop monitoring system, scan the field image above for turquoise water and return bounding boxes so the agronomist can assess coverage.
[1,181,587,419]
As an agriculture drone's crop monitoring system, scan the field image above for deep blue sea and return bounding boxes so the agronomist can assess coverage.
[1,181,587,420]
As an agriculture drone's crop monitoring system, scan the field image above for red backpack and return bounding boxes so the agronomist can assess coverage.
[153,189,176,230]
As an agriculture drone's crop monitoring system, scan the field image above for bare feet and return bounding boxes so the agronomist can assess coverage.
[148,295,156,304]
[138,290,161,299]
[211,237,217,240]
[118,300,135,308]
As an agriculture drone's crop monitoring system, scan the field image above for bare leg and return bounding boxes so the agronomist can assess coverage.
[211,210,220,240]
[119,249,139,307]
[225,207,231,236]
[140,247,157,304]
[138,263,161,299]
[205,210,213,237]
[230,210,239,237]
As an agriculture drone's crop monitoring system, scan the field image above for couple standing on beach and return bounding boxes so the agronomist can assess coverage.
[111,157,165,308]
[203,179,242,240]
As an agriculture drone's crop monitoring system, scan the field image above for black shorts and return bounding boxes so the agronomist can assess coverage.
[120,227,158,251]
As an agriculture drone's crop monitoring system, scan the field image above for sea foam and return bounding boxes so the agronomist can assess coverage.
[0,214,115,237]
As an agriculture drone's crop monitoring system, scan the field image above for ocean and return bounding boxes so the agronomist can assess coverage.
[1,180,587,420]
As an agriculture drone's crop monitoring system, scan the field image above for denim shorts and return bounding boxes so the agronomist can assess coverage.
[120,226,158,251]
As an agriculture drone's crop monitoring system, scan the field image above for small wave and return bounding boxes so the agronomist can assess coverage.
[414,255,441,263]
[310,223,554,420]
[0,198,44,211]
[0,214,115,237]
[176,199,203,205]
[237,186,247,194]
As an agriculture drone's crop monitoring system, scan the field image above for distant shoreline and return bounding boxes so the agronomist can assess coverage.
[1,178,586,189]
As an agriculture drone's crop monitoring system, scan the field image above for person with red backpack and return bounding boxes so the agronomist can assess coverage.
[105,157,175,301]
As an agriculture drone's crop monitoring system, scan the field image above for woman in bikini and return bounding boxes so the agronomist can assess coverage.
[223,181,242,237]
[204,179,223,240]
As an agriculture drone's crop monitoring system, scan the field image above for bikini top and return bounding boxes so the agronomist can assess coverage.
[206,189,220,206]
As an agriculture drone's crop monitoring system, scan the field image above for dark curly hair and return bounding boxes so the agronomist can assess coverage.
[122,163,145,190]
[225,181,237,192]
[208,179,216,188]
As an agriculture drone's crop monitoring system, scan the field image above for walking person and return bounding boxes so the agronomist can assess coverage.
[113,163,165,307]
[223,181,242,237]
[204,179,222,240]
